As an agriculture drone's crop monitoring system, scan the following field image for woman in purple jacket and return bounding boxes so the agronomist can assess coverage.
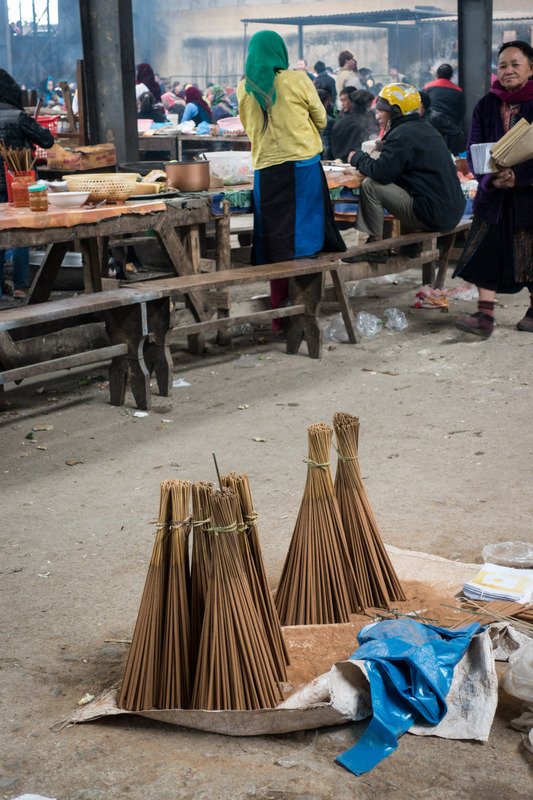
[455,41,533,338]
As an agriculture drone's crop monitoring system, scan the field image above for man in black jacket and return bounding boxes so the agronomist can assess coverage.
[0,68,54,298]
[345,83,465,261]
[418,90,463,154]
[424,64,466,124]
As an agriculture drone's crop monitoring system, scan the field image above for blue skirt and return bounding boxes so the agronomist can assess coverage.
[252,155,344,265]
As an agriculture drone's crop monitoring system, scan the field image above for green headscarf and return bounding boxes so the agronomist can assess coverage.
[244,30,289,111]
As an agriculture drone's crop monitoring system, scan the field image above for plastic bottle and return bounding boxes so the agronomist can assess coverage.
[355,311,383,339]
[384,308,408,331]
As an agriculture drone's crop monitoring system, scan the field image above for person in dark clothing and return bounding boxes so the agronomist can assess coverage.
[454,40,533,338]
[331,89,379,162]
[317,88,335,159]
[314,60,337,104]
[345,83,465,262]
[138,91,168,123]
[418,90,463,154]
[0,68,54,299]
[424,63,466,124]
[136,63,162,103]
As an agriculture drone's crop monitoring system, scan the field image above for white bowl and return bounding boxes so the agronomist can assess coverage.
[46,191,91,209]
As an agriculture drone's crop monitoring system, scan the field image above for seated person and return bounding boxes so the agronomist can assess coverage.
[418,90,463,155]
[331,89,379,162]
[138,91,167,123]
[345,83,465,262]
[181,86,214,125]
[317,88,335,160]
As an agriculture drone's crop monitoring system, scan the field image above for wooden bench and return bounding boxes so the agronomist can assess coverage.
[0,221,470,408]
[0,287,164,410]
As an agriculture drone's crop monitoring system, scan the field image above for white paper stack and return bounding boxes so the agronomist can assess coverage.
[463,562,533,603]
[470,143,497,174]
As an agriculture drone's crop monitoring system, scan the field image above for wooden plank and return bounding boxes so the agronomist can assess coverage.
[79,237,103,293]
[174,304,306,335]
[0,287,163,331]
[0,344,127,384]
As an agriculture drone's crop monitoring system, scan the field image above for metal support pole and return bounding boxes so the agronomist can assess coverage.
[79,0,139,164]
[0,0,12,75]
[243,22,248,74]
[458,0,493,133]
[298,25,303,60]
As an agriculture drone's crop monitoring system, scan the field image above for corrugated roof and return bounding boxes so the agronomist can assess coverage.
[241,9,454,27]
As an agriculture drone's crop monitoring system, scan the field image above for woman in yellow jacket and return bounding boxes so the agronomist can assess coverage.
[238,30,345,327]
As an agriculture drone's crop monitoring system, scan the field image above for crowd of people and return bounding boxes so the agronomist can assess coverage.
[234,33,533,339]
[1,36,533,340]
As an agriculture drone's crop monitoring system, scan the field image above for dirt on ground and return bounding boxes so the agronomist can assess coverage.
[1,265,532,800]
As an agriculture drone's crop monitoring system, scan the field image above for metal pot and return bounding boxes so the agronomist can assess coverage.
[165,161,210,192]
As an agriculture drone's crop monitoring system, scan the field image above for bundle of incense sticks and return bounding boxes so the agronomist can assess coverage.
[275,422,362,625]
[221,472,288,681]
[158,480,192,709]
[190,488,284,710]
[333,412,405,608]
[189,481,213,674]
[0,140,34,172]
[118,480,174,711]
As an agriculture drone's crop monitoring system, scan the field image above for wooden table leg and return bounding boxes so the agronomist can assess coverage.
[154,215,211,355]
[215,199,232,346]
[434,232,457,289]
[28,242,69,304]
[286,272,323,359]
[105,303,151,409]
[144,298,173,397]
[422,235,438,286]
[329,266,359,344]
[79,237,103,293]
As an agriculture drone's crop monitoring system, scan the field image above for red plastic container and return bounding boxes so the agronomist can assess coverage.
[34,115,60,164]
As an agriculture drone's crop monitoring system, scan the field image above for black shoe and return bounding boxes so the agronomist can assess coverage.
[342,250,389,264]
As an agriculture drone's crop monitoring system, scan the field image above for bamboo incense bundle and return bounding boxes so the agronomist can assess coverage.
[275,423,362,626]
[0,140,34,172]
[190,488,284,710]
[118,480,173,711]
[158,480,192,709]
[189,481,213,672]
[333,412,405,608]
[221,472,289,682]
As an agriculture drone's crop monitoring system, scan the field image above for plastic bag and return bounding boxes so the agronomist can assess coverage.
[482,541,533,569]
[347,280,367,297]
[323,312,350,343]
[501,640,533,753]
[336,619,480,775]
[384,307,408,331]
[356,311,382,339]
[501,641,533,704]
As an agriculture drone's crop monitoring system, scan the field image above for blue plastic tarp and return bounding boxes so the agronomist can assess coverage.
[336,619,481,775]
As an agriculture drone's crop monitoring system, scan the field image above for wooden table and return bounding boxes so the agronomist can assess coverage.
[138,132,250,161]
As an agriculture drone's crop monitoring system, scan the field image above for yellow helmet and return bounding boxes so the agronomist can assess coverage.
[378,83,421,115]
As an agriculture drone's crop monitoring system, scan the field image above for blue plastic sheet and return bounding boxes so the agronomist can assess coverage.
[336,619,481,776]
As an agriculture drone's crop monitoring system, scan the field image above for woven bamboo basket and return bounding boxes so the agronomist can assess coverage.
[62,173,141,203]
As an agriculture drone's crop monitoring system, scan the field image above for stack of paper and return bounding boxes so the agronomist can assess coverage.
[463,562,533,603]
[470,142,496,174]
[491,117,533,167]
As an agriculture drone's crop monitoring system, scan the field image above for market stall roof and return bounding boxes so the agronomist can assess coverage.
[241,8,455,28]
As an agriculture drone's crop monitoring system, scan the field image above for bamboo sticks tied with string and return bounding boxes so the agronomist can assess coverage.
[275,422,362,626]
[190,487,284,711]
[118,480,173,712]
[158,480,192,710]
[333,412,405,609]
[221,471,289,681]
[189,480,213,675]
